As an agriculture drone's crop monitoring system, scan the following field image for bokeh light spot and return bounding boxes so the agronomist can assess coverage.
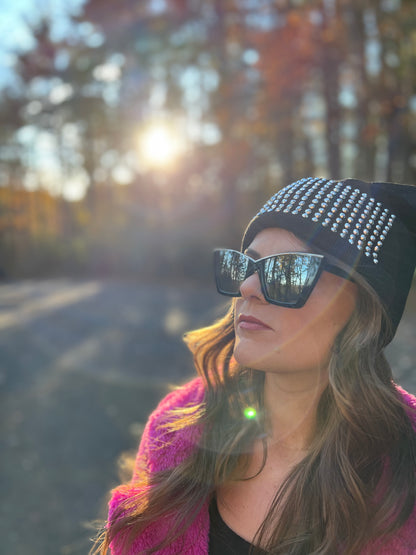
[244,407,257,420]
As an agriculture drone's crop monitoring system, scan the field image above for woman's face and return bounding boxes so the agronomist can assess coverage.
[233,228,358,375]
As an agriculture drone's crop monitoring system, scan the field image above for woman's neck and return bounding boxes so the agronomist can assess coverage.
[262,369,327,453]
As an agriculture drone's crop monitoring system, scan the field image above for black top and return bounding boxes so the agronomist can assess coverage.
[208,498,252,554]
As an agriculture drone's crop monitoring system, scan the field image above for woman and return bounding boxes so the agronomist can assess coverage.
[94,177,416,554]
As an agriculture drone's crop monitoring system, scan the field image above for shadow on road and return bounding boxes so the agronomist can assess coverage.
[0,279,414,554]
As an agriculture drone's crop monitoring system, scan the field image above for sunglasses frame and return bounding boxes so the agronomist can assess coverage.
[214,248,349,308]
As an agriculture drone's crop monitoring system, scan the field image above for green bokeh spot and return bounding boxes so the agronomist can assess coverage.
[244,406,257,420]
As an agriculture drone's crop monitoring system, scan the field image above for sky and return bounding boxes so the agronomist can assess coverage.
[0,0,411,200]
[0,0,210,201]
[0,0,86,91]
[0,0,94,201]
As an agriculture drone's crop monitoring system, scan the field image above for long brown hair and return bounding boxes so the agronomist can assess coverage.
[92,278,416,554]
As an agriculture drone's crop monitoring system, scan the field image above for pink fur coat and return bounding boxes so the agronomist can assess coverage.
[108,378,416,554]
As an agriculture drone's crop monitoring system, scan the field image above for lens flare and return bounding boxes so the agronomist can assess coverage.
[244,407,257,420]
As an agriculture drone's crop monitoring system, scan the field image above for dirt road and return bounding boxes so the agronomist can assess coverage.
[0,279,414,554]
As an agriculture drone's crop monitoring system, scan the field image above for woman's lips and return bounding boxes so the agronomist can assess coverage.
[237,314,272,331]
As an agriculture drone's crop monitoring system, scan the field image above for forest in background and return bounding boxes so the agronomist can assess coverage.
[1,0,415,281]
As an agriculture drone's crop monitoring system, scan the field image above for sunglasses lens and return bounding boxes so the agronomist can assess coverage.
[214,250,249,296]
[214,250,324,307]
[262,254,322,305]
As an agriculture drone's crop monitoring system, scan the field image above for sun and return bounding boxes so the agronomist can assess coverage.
[139,123,186,169]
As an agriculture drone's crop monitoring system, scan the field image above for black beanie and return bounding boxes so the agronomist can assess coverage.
[242,177,416,342]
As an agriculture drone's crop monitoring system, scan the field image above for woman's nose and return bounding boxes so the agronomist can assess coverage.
[239,271,265,302]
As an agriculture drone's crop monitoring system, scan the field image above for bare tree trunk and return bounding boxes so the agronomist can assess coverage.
[320,0,341,178]
[344,3,376,179]
[212,0,239,235]
[278,107,295,184]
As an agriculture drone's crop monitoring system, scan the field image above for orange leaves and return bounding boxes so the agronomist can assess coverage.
[0,188,60,236]
[251,9,318,105]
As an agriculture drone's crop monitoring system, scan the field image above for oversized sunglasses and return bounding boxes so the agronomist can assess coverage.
[213,249,349,308]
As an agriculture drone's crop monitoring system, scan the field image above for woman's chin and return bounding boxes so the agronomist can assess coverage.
[233,342,270,371]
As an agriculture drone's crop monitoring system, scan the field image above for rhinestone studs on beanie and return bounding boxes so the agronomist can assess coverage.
[257,178,396,264]
[241,177,416,341]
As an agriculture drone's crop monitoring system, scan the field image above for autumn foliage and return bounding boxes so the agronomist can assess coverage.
[0,0,415,279]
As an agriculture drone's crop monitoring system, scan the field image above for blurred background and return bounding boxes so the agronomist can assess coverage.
[0,0,415,553]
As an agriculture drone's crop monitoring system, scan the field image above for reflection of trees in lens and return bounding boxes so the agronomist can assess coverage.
[220,251,248,292]
[304,257,321,287]
[263,257,285,300]
[264,255,321,302]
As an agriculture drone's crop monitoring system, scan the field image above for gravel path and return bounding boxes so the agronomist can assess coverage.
[0,279,414,555]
